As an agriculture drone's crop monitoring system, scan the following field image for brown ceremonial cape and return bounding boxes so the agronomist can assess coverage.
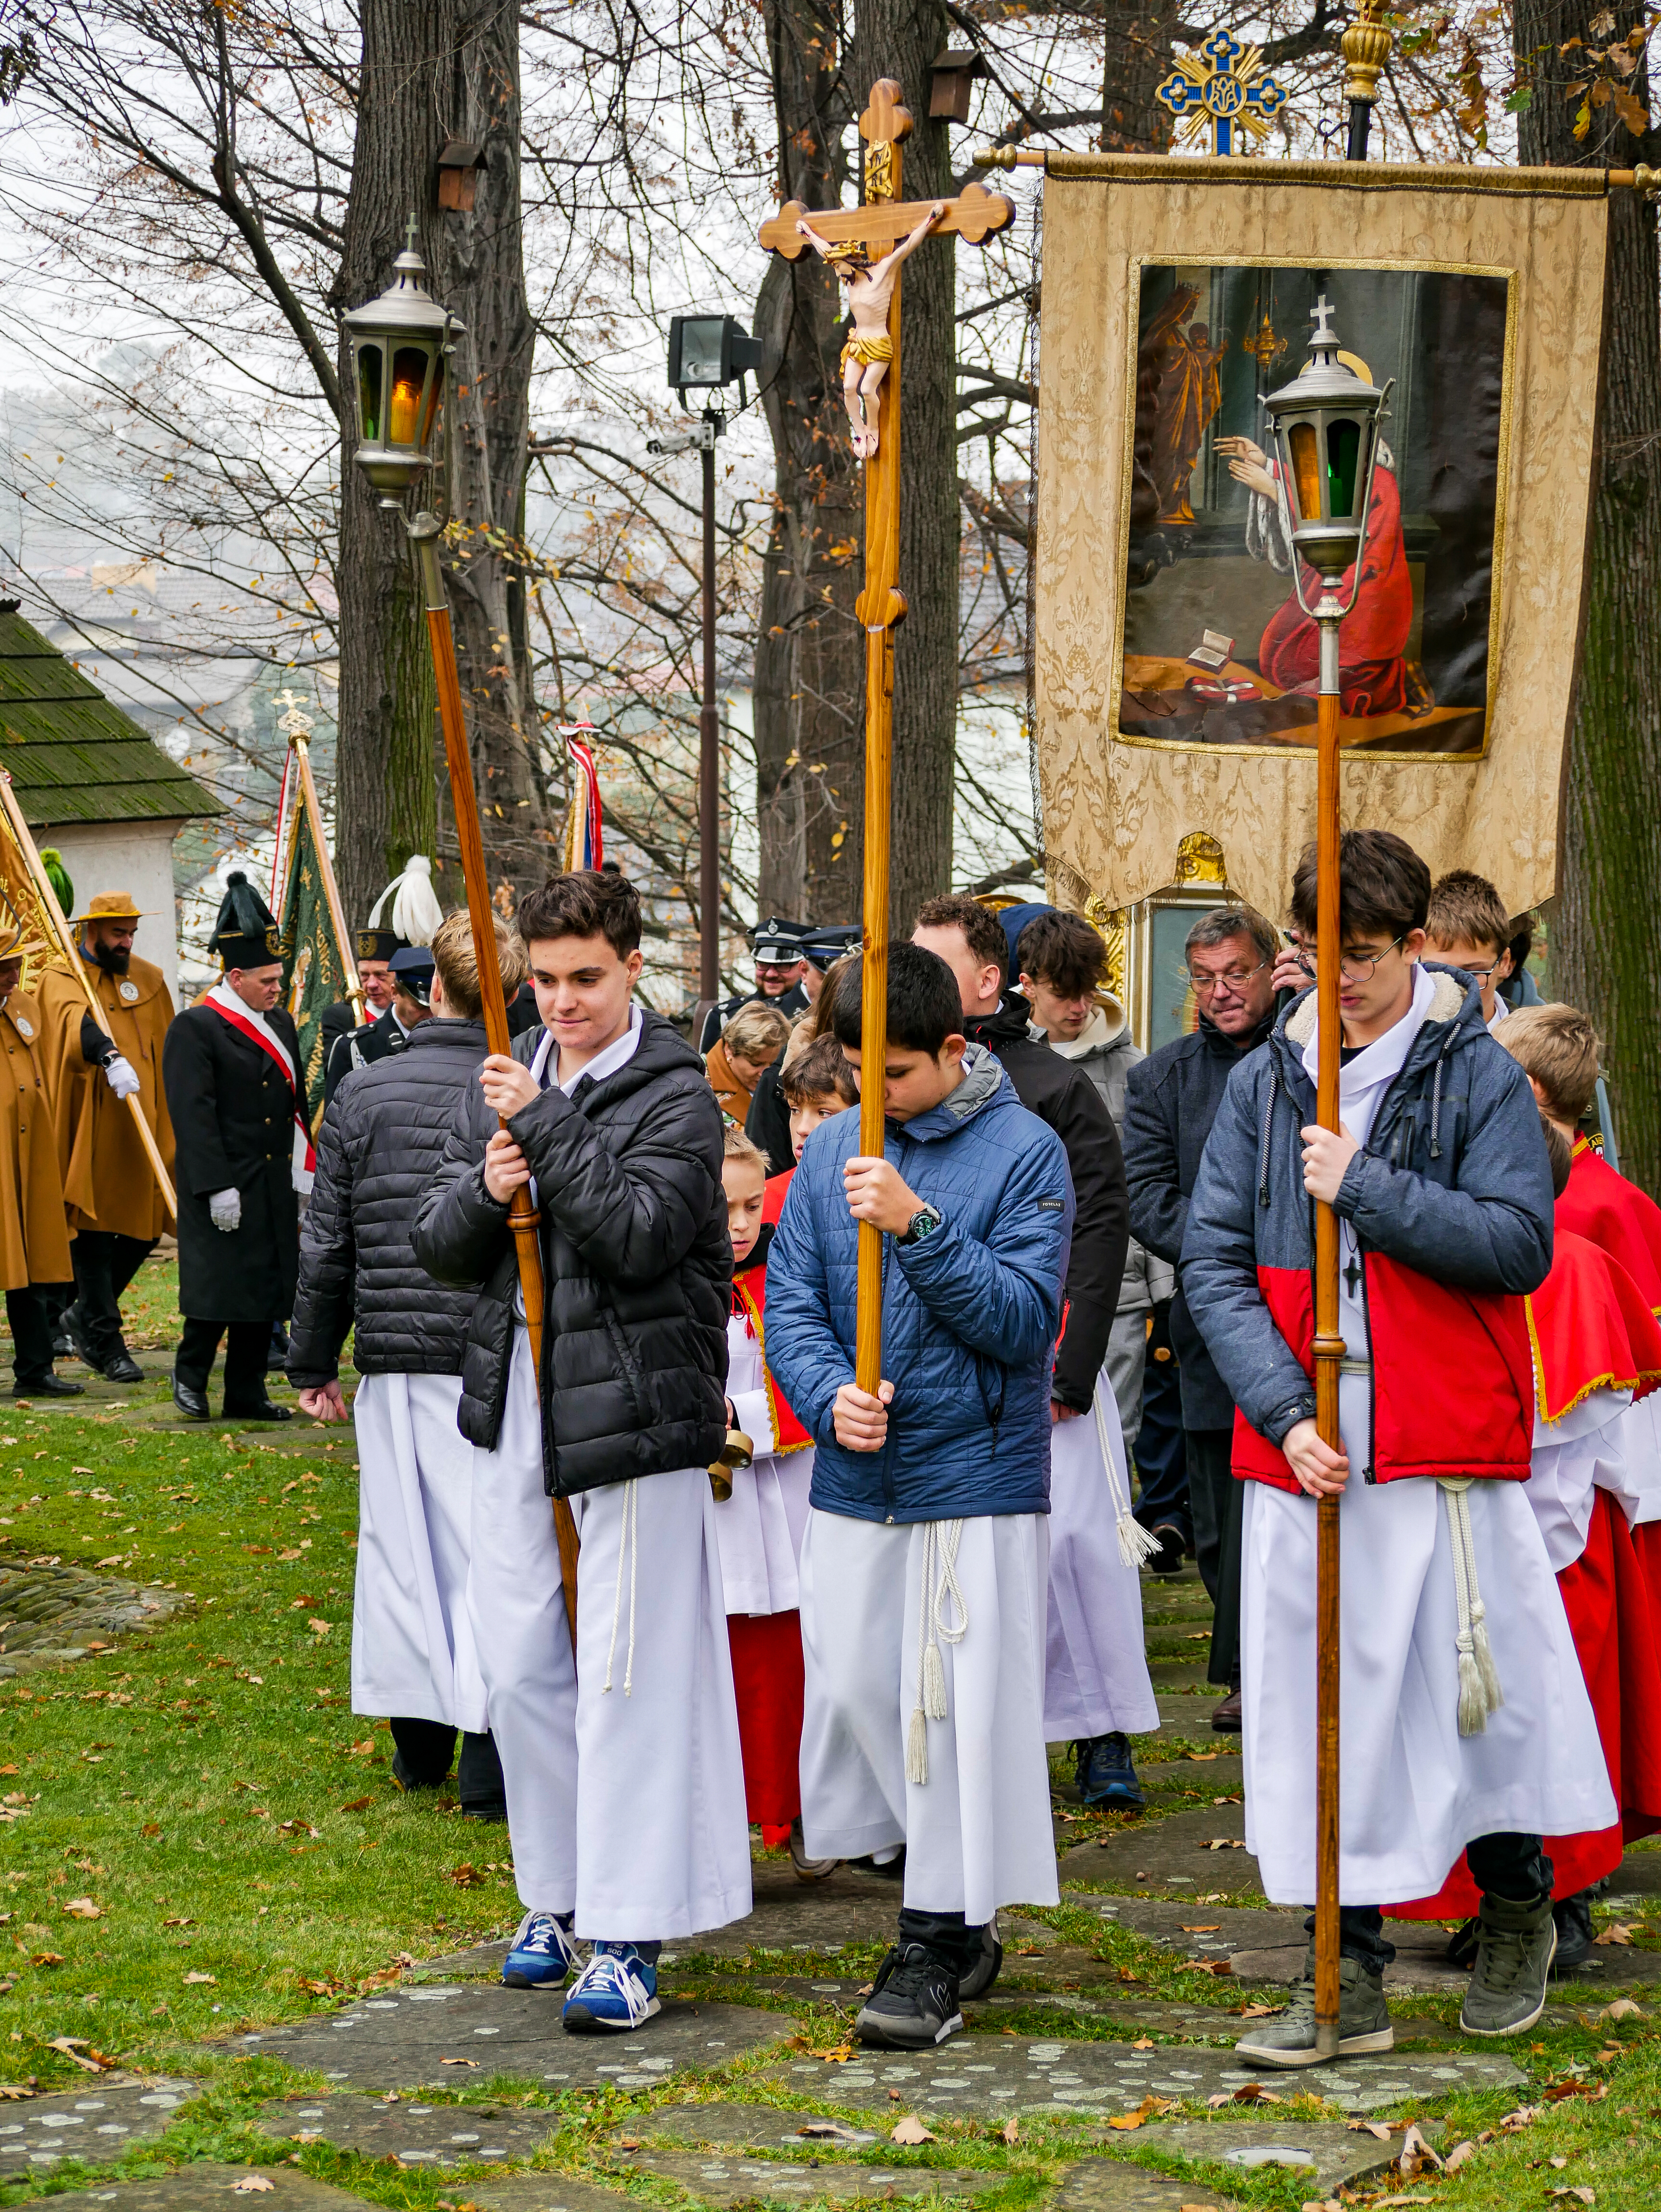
[37,952,176,1240]
[0,987,73,1290]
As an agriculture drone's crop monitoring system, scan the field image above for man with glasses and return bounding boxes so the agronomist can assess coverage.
[1122,906,1284,1731]
[1184,829,1603,2061]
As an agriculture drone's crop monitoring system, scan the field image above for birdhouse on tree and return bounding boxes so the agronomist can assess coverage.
[435,139,485,213]
[929,49,985,123]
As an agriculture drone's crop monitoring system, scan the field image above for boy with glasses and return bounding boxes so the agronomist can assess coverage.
[1184,829,1611,2061]
[1424,870,1516,1032]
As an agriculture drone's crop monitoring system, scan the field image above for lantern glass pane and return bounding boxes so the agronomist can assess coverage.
[678,317,725,384]
[390,345,429,446]
[1288,423,1322,526]
[357,344,383,441]
[1327,418,1362,522]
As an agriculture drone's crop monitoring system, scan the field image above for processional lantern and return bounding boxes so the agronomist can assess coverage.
[342,213,580,1654]
[1262,294,1390,588]
[342,218,461,502]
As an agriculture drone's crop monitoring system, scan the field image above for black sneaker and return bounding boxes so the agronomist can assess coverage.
[1076,1732,1146,1809]
[849,1846,907,1881]
[957,1915,1002,2002]
[855,1942,963,2048]
[1552,1891,1595,1972]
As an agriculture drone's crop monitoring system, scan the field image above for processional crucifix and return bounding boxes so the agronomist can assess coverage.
[759,80,1014,1383]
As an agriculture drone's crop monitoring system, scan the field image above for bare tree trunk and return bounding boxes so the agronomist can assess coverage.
[849,2,956,934]
[332,0,544,928]
[432,0,552,908]
[1100,0,1176,149]
[754,0,863,926]
[1515,0,1661,1193]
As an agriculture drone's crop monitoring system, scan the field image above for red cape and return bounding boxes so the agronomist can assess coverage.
[1527,1228,1661,1422]
[731,1253,812,1455]
[763,1164,793,1226]
[1558,1141,1661,1314]
[1391,1234,1661,1920]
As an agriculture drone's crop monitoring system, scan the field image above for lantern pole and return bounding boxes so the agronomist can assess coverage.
[1262,301,1390,2060]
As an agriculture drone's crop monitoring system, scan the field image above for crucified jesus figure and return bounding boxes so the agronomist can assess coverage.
[795,202,946,457]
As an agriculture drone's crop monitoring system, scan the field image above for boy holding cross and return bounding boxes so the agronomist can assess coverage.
[1182,830,1611,2061]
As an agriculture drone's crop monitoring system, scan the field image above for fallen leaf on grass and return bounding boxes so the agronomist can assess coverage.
[31,1952,64,1968]
[278,1820,320,1839]
[1187,1959,1234,1976]
[890,2115,935,2145]
[307,1618,330,1636]
[439,2057,479,2067]
[1182,1751,1220,1762]
[797,2122,861,2143]
[183,1971,217,1985]
[1547,2192,1595,2206]
[1598,1997,1646,2022]
[1370,2199,1433,2209]
[1397,2124,1443,2177]
[46,2037,113,2071]
[1107,2095,1173,2130]
[231,2179,276,2194]
[339,1797,373,1813]
[162,1916,195,1928]
[348,1739,376,1756]
[1498,2105,1541,2130]
[448,1864,486,1888]
[1228,2083,1281,2106]
[1199,1838,1246,1851]
[1235,2003,1277,2018]
[1443,2141,1476,2172]
[62,1898,102,1920]
[140,1823,161,1839]
[1593,1922,1638,1946]
[998,2117,1018,2145]
[0,1765,15,1776]
[1131,2037,1155,2051]
[1544,2079,1607,2105]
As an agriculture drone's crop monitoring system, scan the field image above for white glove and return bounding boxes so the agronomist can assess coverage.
[209,1187,241,1234]
[103,1053,141,1101]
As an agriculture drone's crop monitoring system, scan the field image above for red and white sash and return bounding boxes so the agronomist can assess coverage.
[205,992,315,1194]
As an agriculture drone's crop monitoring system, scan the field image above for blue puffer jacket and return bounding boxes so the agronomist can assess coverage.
[765,1046,1074,1523]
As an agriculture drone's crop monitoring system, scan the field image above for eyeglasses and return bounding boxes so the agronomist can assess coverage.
[1182,956,1272,997]
[1300,935,1407,982]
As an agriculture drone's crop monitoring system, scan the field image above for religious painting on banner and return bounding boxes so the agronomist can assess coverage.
[1032,153,1611,924]
[278,796,355,1122]
[1126,263,1506,756]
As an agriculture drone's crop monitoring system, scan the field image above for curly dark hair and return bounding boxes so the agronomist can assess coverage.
[515,869,641,957]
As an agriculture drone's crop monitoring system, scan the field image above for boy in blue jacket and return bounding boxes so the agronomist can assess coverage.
[765,944,1073,2049]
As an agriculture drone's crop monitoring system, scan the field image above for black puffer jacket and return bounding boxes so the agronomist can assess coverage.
[411,1009,730,1498]
[286,1018,489,1385]
[961,993,1129,1412]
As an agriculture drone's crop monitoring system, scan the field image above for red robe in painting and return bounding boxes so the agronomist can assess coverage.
[1259,464,1413,716]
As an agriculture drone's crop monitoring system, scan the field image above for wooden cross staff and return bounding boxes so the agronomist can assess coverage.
[759,79,1014,1387]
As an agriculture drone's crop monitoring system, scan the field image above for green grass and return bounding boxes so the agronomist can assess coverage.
[0,1387,1659,2210]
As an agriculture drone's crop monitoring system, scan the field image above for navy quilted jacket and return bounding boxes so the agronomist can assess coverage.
[764,1047,1074,1522]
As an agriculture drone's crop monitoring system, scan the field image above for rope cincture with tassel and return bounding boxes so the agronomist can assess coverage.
[906,1518,968,1786]
[1439,1476,1504,1736]
[1094,1383,1162,1568]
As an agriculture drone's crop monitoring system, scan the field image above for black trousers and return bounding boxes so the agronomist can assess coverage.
[1318,1834,1555,1967]
[175,1316,269,1405]
[8,1287,61,1386]
[69,1231,157,1363]
[896,1905,987,1974]
[1132,1306,1190,1541]
[389,1718,506,1813]
[1186,1426,1243,1692]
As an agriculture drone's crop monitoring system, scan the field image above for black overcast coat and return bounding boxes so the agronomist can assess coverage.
[287,1018,489,1386]
[412,1009,730,1498]
[161,1001,302,1324]
[961,994,1129,1413]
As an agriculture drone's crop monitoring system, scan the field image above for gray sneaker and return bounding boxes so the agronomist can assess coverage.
[1233,1949,1393,2069]
[1461,1891,1556,2036]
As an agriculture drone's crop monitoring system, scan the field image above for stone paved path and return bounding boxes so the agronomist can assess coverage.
[0,2075,197,2172]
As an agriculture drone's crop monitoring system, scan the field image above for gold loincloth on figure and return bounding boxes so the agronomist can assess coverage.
[841,330,895,374]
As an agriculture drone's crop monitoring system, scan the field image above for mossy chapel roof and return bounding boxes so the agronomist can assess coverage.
[0,604,223,828]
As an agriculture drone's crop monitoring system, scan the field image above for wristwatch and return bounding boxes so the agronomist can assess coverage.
[900,1202,943,1246]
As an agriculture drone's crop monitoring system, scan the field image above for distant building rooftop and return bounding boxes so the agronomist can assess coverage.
[0,599,224,827]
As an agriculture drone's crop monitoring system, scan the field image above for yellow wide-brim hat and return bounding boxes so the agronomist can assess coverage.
[73,891,148,925]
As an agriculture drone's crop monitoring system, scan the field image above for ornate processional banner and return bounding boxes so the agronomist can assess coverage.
[1032,153,1612,923]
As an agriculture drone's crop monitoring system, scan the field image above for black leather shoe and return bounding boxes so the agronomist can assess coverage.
[102,1349,144,1385]
[223,1398,292,1422]
[172,1376,211,1420]
[13,1372,84,1397]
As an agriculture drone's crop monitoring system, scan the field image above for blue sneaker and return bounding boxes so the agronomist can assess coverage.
[503,1909,582,1988]
[1076,1731,1145,1810]
[561,1941,661,2033]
